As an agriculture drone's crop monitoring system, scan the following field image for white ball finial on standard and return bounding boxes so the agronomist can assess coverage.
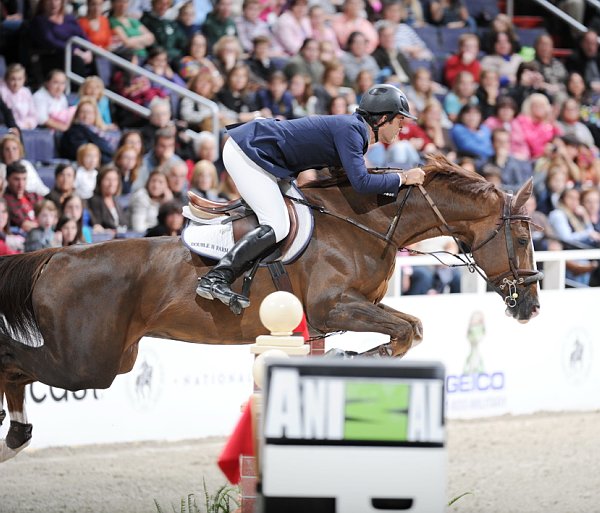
[259,291,304,336]
[252,349,290,389]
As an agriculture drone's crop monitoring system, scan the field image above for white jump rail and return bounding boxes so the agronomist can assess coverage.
[387,249,600,297]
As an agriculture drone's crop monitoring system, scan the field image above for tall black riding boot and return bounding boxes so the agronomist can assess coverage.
[196,225,277,310]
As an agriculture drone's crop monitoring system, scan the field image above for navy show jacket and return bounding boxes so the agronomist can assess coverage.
[227,112,401,195]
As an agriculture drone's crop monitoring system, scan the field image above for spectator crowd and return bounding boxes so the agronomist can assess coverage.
[0,0,599,290]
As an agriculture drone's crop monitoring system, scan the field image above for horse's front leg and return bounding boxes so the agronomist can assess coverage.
[377,302,423,345]
[0,382,32,463]
[320,292,419,357]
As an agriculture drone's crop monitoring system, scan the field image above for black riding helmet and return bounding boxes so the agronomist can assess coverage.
[356,84,416,142]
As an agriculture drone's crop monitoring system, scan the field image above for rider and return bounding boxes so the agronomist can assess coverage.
[196,83,426,310]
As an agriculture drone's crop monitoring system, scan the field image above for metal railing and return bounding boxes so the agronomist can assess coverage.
[386,248,600,297]
[64,36,220,143]
[506,0,596,39]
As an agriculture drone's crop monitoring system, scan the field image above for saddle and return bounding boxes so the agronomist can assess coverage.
[187,192,299,258]
[181,181,313,266]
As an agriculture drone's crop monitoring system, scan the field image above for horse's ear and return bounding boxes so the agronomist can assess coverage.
[512,178,533,212]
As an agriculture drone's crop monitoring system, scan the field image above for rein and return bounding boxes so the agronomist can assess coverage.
[289,176,543,308]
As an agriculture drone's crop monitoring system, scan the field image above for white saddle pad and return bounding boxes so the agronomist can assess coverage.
[181,181,313,264]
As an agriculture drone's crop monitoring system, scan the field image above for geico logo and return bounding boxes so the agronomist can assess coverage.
[28,383,102,403]
[445,372,505,393]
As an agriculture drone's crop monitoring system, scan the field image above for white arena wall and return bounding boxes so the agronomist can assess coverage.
[1,288,598,449]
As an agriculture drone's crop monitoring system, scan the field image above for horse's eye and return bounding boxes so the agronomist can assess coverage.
[518,237,529,246]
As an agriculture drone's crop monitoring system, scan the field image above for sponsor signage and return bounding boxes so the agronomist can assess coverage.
[259,358,446,513]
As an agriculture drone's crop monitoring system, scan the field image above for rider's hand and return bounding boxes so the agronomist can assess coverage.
[399,167,426,187]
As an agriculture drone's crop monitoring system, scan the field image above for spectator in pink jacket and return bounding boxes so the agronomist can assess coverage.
[516,93,562,159]
[484,95,531,161]
[272,0,312,56]
[332,0,379,55]
[0,64,37,130]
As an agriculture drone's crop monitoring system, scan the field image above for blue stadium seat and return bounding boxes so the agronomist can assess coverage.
[517,28,548,48]
[36,164,56,189]
[22,129,56,163]
[414,26,442,56]
[439,27,474,56]
[464,0,499,24]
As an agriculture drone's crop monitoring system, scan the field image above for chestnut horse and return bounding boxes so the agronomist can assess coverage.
[0,155,541,460]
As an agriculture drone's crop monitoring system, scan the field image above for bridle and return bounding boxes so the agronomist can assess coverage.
[287,179,544,308]
[416,184,544,308]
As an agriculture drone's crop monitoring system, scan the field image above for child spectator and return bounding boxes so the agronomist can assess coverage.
[255,71,294,120]
[78,76,115,128]
[0,64,37,130]
[62,194,93,242]
[75,143,101,200]
[24,199,61,252]
[245,35,280,86]
[444,33,481,88]
[128,169,173,233]
[56,215,83,246]
[443,71,478,123]
[32,69,73,132]
[4,161,43,233]
[313,61,356,115]
[283,38,324,86]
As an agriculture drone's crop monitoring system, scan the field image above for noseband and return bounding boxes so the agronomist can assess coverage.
[417,185,544,307]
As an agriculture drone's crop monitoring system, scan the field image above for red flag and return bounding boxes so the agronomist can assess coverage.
[217,399,254,484]
[293,313,309,341]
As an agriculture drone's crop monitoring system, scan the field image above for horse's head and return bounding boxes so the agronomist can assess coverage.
[469,179,542,323]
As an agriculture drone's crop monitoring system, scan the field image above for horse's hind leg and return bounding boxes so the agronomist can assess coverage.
[0,382,32,463]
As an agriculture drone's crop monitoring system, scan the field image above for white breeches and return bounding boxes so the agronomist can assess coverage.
[223,138,290,243]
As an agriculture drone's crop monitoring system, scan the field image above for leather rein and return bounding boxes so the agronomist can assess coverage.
[287,181,544,307]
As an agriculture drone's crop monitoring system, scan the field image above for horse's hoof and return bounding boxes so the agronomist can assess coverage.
[324,348,358,359]
[0,437,30,463]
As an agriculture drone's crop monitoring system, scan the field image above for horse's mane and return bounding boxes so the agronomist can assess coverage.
[300,154,498,200]
[0,248,58,344]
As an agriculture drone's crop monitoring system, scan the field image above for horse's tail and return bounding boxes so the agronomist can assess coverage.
[0,249,58,344]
